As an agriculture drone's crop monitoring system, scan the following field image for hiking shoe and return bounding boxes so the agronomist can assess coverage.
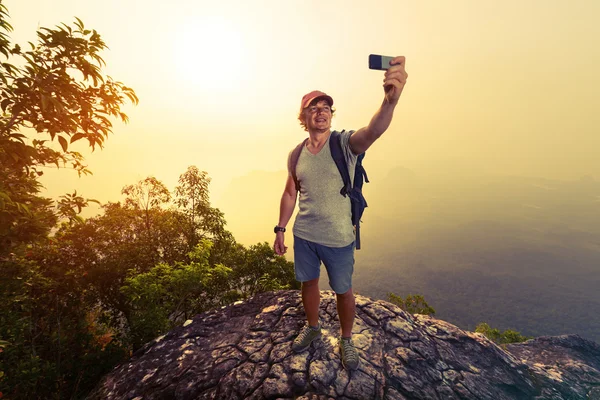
[292,324,322,353]
[339,337,360,371]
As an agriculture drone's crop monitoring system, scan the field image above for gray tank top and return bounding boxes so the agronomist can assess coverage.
[288,130,358,247]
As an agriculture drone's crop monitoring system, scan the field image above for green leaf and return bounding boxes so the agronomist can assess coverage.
[58,136,68,152]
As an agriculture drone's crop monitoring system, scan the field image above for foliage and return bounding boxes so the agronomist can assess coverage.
[121,240,235,348]
[0,167,297,397]
[475,322,532,345]
[0,171,56,255]
[229,241,300,298]
[175,166,211,249]
[0,2,137,398]
[0,3,297,397]
[0,1,137,259]
[122,176,171,233]
[0,255,128,399]
[56,190,100,225]
[174,166,234,263]
[387,293,436,316]
[0,10,138,171]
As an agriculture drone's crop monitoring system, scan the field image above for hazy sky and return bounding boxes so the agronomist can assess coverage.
[5,0,600,222]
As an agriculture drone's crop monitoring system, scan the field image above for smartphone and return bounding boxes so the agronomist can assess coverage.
[369,54,394,70]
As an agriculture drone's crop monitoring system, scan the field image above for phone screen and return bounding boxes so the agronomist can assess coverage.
[369,54,394,70]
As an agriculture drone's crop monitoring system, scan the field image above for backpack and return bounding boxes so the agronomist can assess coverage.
[290,130,369,249]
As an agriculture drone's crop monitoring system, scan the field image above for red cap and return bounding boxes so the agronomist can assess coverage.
[300,90,334,112]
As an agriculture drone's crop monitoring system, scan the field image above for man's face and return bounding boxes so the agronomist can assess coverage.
[304,100,332,132]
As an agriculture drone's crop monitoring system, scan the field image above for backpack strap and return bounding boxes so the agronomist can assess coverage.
[354,153,369,186]
[290,138,308,191]
[291,130,367,249]
[352,152,368,250]
[329,130,352,196]
[330,130,365,249]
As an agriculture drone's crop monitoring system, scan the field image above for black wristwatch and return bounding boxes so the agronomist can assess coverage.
[274,226,286,233]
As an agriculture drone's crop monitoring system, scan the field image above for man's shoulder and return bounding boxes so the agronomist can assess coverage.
[333,129,355,136]
[333,129,356,144]
[287,138,308,169]
[289,138,307,154]
[333,130,358,155]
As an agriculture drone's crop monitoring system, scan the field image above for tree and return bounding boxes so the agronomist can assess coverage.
[121,240,234,349]
[0,1,138,257]
[228,242,299,298]
[0,253,128,399]
[475,322,531,345]
[175,166,228,249]
[122,176,171,232]
[0,171,56,254]
[0,3,137,398]
[173,166,239,267]
[45,201,173,331]
[387,293,436,316]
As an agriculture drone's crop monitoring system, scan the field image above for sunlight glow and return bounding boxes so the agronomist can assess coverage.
[172,16,246,91]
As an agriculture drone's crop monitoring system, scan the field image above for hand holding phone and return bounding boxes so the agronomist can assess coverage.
[368,54,408,103]
[369,54,395,70]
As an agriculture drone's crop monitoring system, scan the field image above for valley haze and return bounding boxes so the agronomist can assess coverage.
[217,167,600,343]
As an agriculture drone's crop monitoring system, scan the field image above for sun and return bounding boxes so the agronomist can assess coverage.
[172,16,246,91]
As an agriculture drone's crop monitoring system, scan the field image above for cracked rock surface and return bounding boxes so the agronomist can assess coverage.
[88,290,600,399]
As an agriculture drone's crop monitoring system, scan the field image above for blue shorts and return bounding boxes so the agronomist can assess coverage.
[293,235,355,294]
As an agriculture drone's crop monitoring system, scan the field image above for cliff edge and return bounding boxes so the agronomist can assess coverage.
[89,290,600,399]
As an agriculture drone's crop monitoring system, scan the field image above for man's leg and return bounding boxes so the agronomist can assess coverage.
[292,278,322,353]
[336,288,355,338]
[302,277,321,327]
[337,287,359,370]
[322,242,360,370]
[321,241,355,337]
[292,237,323,353]
[294,236,322,326]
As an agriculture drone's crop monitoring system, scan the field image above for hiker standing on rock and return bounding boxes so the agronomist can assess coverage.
[273,56,407,371]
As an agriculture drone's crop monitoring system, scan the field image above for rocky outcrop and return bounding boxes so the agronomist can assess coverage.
[89,290,600,399]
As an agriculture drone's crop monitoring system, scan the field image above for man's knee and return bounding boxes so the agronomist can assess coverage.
[302,278,319,289]
[336,287,354,298]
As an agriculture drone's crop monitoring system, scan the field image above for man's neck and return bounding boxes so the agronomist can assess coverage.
[307,128,331,150]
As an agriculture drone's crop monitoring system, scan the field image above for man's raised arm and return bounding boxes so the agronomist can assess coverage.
[350,56,408,155]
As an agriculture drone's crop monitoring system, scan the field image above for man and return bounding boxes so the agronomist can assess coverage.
[273,56,407,371]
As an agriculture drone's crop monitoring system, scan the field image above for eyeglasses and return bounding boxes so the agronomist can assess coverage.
[307,106,331,114]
